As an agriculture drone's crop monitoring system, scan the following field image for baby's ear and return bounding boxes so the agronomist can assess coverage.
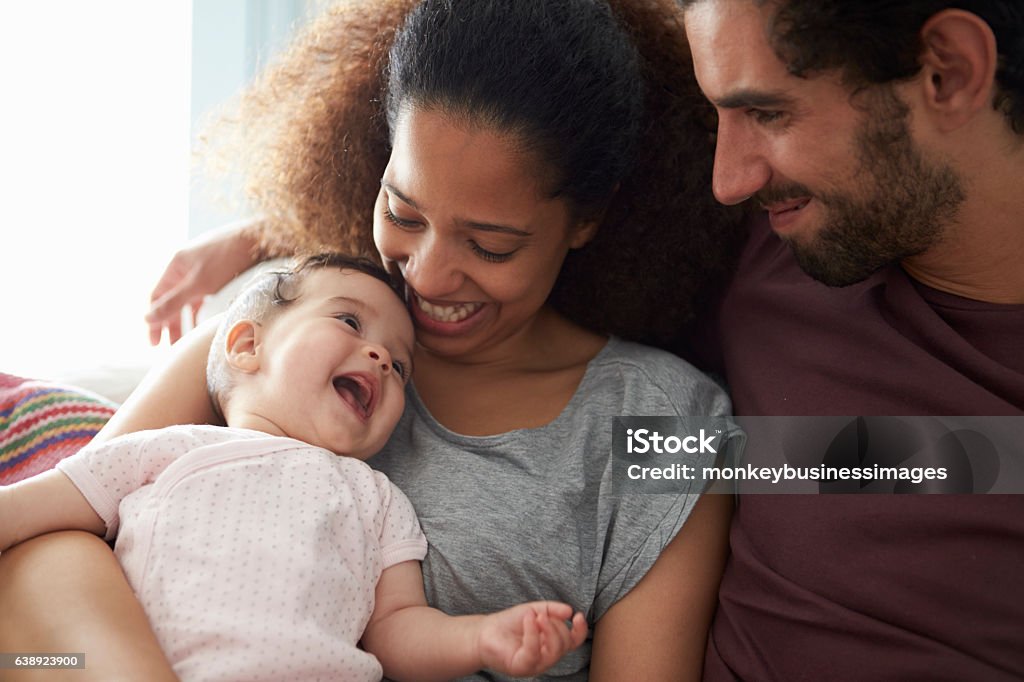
[225,320,262,373]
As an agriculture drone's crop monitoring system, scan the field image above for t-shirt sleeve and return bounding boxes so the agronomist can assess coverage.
[593,468,703,620]
[373,470,428,568]
[592,349,733,620]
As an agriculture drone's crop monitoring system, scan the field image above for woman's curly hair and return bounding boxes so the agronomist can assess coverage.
[198,0,745,355]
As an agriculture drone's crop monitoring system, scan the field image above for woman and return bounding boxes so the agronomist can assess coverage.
[0,1,743,679]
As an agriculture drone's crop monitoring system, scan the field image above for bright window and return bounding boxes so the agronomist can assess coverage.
[1,4,191,378]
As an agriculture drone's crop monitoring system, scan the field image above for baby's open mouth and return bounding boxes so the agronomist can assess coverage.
[333,374,375,419]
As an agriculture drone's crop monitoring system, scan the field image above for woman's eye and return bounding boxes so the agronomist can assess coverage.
[470,241,516,263]
[336,313,361,331]
[384,205,420,228]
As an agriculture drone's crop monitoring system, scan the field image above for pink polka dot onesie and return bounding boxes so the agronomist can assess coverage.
[57,424,427,681]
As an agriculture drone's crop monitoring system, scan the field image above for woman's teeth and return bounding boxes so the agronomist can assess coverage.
[415,296,482,323]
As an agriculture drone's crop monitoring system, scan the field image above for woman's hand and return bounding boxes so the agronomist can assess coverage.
[146,219,263,345]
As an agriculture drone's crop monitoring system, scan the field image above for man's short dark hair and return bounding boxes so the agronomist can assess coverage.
[681,0,1024,133]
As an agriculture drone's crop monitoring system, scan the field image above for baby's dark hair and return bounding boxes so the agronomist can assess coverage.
[207,253,403,420]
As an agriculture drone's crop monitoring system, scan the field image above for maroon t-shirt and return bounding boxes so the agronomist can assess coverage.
[702,215,1024,681]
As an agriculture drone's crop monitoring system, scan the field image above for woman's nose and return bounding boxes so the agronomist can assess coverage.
[402,235,463,299]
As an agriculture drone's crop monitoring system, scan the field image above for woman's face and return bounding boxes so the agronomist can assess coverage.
[373,106,596,361]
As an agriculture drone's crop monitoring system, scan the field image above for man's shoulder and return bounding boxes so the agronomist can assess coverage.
[717,215,1024,415]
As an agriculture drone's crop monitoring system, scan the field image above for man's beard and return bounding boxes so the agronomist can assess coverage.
[762,88,965,287]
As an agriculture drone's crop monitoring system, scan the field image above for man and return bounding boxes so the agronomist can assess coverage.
[679,1,1024,680]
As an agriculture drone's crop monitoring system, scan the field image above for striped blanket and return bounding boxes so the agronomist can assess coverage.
[0,373,116,484]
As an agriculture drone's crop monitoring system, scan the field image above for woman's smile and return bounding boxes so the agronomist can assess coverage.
[407,287,489,337]
[411,290,484,323]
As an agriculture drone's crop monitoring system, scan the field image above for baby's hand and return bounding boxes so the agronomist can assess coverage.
[476,601,588,677]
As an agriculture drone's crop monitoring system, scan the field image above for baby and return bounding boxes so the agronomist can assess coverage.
[0,253,586,681]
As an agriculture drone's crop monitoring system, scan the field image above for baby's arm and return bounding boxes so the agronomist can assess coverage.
[0,470,105,551]
[362,560,587,681]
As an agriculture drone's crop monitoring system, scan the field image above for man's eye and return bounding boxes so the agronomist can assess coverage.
[336,313,361,331]
[751,109,784,124]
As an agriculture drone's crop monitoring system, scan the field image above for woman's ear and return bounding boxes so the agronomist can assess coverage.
[570,188,619,250]
[569,218,600,249]
[225,320,262,373]
[918,9,998,131]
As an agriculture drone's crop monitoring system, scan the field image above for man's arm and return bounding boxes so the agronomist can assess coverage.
[361,560,587,681]
[0,469,106,552]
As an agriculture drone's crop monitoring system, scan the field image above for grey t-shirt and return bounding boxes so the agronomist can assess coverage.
[372,337,731,680]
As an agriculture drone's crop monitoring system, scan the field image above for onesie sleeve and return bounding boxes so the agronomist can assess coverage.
[373,470,428,569]
[56,432,148,540]
[55,428,188,540]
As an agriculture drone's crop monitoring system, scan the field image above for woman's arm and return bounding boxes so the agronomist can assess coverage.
[96,318,221,444]
[0,531,178,682]
[589,493,732,681]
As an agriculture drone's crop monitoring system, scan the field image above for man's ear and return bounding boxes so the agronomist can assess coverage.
[918,9,998,131]
[225,320,262,373]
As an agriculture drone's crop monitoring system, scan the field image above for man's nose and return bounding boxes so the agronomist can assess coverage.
[712,119,770,206]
